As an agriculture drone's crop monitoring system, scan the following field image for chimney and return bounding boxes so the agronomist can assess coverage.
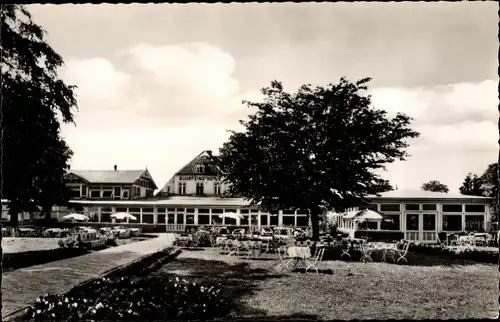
[114,165,117,171]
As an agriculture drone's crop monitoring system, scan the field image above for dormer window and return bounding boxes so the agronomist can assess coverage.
[195,164,205,174]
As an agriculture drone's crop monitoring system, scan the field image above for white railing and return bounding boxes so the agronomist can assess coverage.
[405,231,419,241]
[166,224,186,232]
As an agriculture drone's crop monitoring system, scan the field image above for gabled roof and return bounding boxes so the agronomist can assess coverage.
[67,170,147,185]
[176,150,220,176]
[367,189,492,200]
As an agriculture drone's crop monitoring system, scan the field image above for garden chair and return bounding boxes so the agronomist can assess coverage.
[276,245,293,272]
[395,241,410,263]
[306,247,325,273]
[360,243,374,262]
[339,241,351,260]
[381,244,398,263]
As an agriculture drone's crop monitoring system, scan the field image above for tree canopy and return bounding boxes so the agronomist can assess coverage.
[459,163,498,222]
[1,4,77,225]
[420,180,449,193]
[459,173,485,196]
[216,78,419,239]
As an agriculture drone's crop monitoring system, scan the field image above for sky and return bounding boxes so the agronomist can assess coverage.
[27,3,498,193]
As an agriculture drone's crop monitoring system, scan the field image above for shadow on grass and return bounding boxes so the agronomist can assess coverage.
[153,256,320,320]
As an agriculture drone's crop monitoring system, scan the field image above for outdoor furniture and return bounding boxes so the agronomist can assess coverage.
[395,242,410,263]
[305,247,325,273]
[381,243,398,262]
[276,245,293,271]
[360,243,374,262]
[283,246,312,270]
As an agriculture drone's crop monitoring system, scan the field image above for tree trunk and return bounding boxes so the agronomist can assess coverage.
[9,208,18,227]
[310,211,320,241]
[1,203,3,318]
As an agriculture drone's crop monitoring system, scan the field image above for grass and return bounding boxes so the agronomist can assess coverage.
[154,249,498,320]
[2,238,60,253]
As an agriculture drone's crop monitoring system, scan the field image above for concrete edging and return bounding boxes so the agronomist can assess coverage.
[3,246,182,321]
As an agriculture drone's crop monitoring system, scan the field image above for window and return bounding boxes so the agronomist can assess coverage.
[176,208,185,212]
[196,182,204,195]
[406,214,419,231]
[380,214,400,230]
[283,209,295,215]
[405,204,420,211]
[296,216,309,227]
[214,183,221,195]
[422,204,437,211]
[251,209,259,213]
[101,212,112,223]
[283,216,295,226]
[423,214,436,230]
[361,204,378,211]
[211,209,223,214]
[178,182,186,195]
[176,214,184,224]
[157,214,166,224]
[380,204,400,212]
[186,214,195,225]
[240,209,250,214]
[240,215,249,226]
[167,213,175,224]
[82,186,87,198]
[186,208,195,213]
[195,164,205,174]
[116,207,127,212]
[360,221,378,230]
[198,208,210,214]
[225,217,236,225]
[270,215,278,226]
[90,190,101,198]
[465,215,484,231]
[142,214,154,224]
[142,208,154,213]
[114,187,121,199]
[260,214,268,225]
[70,189,81,198]
[88,212,99,222]
[198,215,210,225]
[122,189,129,199]
[167,208,176,212]
[145,190,153,197]
[157,208,166,214]
[443,215,462,231]
[102,190,113,198]
[442,204,462,213]
[465,204,485,213]
[129,208,141,214]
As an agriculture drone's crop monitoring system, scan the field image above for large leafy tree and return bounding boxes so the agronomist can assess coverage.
[2,4,76,226]
[420,180,449,193]
[217,78,419,240]
[479,163,498,222]
[459,173,485,196]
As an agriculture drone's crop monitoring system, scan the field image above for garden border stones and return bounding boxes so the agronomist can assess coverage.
[3,246,182,321]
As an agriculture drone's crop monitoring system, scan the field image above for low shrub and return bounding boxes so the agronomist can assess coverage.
[27,275,224,321]
[192,230,211,247]
[410,242,498,264]
[3,248,89,271]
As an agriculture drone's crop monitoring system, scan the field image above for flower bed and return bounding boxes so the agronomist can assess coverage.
[409,243,498,264]
[27,275,224,321]
[22,247,226,321]
[3,248,90,271]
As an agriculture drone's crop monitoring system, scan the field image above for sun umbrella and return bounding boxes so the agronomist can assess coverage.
[344,209,383,222]
[218,212,243,220]
[62,213,89,221]
[111,212,137,221]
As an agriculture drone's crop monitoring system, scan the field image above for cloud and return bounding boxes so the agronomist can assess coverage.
[369,80,498,151]
[59,41,497,192]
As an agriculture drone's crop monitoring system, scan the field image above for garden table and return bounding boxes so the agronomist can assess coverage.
[282,246,312,270]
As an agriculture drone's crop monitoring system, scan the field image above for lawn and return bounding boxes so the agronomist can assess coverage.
[2,238,60,253]
[154,249,498,320]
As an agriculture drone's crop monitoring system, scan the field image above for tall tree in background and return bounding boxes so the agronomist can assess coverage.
[421,180,449,193]
[479,163,498,222]
[1,5,77,314]
[217,78,419,240]
[459,173,485,196]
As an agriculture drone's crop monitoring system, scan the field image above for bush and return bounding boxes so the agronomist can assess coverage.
[409,242,498,264]
[27,275,224,321]
[58,235,80,249]
[192,230,211,247]
[3,248,88,271]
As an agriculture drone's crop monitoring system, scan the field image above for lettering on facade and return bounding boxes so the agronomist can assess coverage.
[179,176,218,181]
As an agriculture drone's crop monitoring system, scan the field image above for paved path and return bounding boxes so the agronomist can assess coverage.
[2,234,174,316]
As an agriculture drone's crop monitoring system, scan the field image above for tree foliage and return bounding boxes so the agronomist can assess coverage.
[459,173,485,196]
[216,78,419,240]
[420,180,449,193]
[1,4,77,225]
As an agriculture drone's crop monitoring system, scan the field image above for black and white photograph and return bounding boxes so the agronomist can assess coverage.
[1,2,498,321]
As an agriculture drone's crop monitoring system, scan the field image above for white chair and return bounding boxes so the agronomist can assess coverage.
[360,243,374,262]
[306,247,325,273]
[396,242,410,263]
[276,246,292,272]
